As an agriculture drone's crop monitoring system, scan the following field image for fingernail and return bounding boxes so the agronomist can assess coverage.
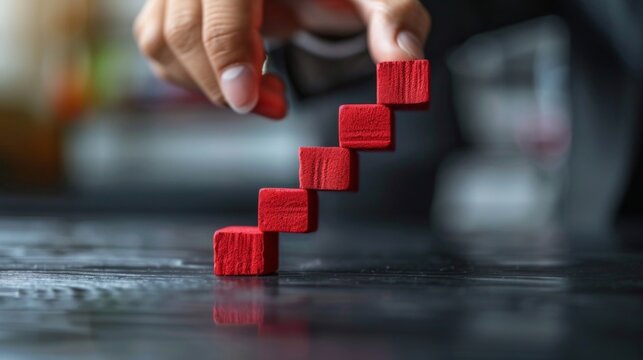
[220,64,258,114]
[396,31,424,59]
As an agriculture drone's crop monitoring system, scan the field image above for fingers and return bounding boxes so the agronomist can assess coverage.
[134,0,167,61]
[134,0,196,87]
[350,0,431,62]
[149,62,198,90]
[202,0,265,114]
[133,0,288,120]
[164,0,225,105]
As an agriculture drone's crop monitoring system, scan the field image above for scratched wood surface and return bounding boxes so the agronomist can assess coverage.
[0,215,642,359]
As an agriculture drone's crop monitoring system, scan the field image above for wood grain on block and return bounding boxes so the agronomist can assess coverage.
[339,104,393,150]
[299,147,357,191]
[213,226,278,276]
[376,60,430,109]
[258,188,318,233]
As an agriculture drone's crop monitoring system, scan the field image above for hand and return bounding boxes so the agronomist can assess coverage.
[133,0,431,119]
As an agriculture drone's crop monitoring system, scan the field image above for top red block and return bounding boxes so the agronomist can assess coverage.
[376,60,430,110]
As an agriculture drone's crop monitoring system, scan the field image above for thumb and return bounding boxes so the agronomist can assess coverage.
[202,0,264,114]
[350,0,431,62]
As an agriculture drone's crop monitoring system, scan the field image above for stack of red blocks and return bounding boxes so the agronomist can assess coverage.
[213,59,431,276]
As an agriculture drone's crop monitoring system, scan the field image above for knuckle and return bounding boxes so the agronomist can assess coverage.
[202,27,246,69]
[412,6,431,37]
[137,27,165,60]
[417,6,431,29]
[164,15,201,53]
[397,0,416,11]
[378,0,431,37]
[377,0,413,18]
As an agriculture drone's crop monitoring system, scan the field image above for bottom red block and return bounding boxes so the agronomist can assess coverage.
[213,226,279,276]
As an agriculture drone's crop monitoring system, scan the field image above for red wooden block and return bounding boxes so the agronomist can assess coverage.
[299,147,357,191]
[339,104,394,150]
[258,188,318,233]
[253,74,288,120]
[376,59,430,109]
[213,226,278,276]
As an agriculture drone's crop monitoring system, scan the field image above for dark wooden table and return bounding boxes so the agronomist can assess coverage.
[0,215,641,359]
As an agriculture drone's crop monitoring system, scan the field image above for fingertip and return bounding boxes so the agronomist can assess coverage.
[220,63,260,115]
[366,17,419,63]
[396,31,425,59]
[359,0,429,63]
[367,25,426,62]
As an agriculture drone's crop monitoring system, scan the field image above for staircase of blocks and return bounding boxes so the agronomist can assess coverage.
[213,59,431,276]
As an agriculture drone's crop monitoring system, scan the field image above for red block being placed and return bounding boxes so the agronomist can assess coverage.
[376,59,430,110]
[339,104,394,150]
[213,226,278,276]
[258,188,318,233]
[299,147,358,191]
[253,73,288,120]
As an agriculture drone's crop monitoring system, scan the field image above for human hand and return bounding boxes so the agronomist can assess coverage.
[133,0,431,119]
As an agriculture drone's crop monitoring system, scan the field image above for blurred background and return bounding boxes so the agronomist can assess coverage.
[0,0,640,238]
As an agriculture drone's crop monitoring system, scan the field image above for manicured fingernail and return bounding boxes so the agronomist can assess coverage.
[397,31,424,59]
[220,64,258,114]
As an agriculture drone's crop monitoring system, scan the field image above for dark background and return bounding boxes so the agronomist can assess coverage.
[1,0,641,236]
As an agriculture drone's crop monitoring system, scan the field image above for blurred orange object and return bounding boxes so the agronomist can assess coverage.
[52,66,91,123]
[0,109,63,190]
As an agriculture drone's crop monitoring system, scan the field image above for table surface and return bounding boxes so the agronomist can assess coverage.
[0,215,641,359]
